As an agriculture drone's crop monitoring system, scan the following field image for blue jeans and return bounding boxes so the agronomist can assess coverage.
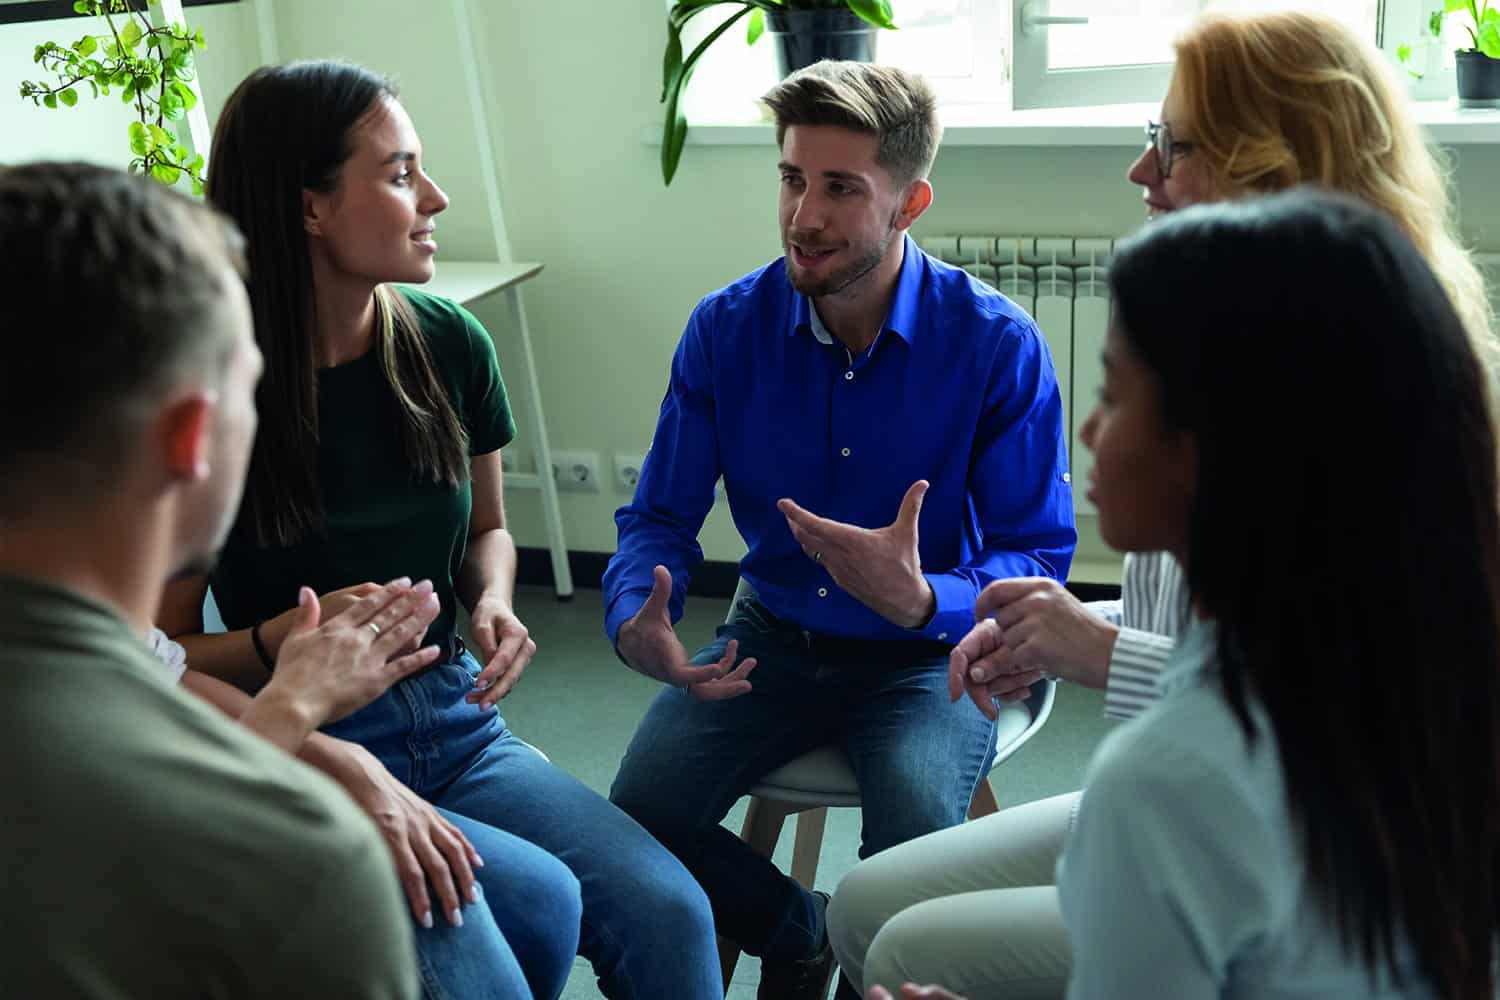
[413,881,534,1000]
[609,595,999,962]
[324,650,721,1000]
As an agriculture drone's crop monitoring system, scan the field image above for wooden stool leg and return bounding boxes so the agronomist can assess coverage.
[743,795,792,857]
[720,796,795,993]
[968,777,1000,820]
[789,806,828,890]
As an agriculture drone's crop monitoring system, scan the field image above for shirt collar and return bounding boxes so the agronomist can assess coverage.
[0,572,147,650]
[790,234,924,347]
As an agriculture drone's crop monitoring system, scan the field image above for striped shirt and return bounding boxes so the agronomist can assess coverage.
[1086,551,1189,719]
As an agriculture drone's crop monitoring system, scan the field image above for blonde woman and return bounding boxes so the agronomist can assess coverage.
[1130,11,1492,352]
[827,13,1494,1000]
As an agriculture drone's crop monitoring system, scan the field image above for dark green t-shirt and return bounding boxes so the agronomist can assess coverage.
[212,288,516,651]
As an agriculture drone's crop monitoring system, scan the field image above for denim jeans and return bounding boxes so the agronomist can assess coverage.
[413,881,537,1000]
[609,595,999,962]
[324,649,721,1000]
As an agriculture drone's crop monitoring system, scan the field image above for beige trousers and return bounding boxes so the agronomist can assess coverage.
[827,791,1081,999]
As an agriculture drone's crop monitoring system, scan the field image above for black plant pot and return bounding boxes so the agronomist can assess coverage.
[766,8,878,80]
[1456,49,1500,108]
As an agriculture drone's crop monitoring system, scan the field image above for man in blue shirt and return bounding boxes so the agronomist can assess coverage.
[606,61,1075,999]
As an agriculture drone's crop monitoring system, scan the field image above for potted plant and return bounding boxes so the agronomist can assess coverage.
[18,0,208,191]
[660,0,897,185]
[1399,1,1500,107]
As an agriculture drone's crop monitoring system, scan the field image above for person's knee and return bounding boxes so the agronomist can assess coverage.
[551,866,585,938]
[827,861,897,979]
[511,851,584,954]
[641,865,715,945]
[862,906,926,995]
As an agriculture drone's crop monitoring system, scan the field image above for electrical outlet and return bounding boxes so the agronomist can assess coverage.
[614,454,646,493]
[550,450,600,493]
[499,448,528,475]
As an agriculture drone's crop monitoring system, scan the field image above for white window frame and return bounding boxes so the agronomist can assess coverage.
[666,1,1456,119]
[667,0,1010,119]
[1011,1,1172,109]
[1011,1,1447,110]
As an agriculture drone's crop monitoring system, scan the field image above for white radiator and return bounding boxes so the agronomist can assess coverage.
[918,234,1114,517]
[919,236,1500,520]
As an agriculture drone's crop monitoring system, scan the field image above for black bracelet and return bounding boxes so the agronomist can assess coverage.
[250,620,275,673]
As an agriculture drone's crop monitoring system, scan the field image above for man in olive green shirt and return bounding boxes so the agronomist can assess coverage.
[0,162,419,998]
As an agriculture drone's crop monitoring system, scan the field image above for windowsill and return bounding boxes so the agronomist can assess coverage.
[645,99,1500,147]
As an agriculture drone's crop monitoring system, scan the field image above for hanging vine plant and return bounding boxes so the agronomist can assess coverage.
[19,0,208,192]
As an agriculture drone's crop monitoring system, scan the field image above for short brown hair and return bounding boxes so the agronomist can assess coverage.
[762,60,942,186]
[0,162,246,507]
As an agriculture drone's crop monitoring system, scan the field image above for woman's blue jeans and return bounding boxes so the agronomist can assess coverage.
[325,650,721,999]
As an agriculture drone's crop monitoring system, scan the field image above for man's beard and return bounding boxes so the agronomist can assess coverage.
[784,229,894,299]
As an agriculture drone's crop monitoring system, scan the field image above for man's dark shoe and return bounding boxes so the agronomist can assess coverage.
[758,891,837,1000]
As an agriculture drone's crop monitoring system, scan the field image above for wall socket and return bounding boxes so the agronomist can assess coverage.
[613,454,646,494]
[499,448,528,475]
[550,450,601,493]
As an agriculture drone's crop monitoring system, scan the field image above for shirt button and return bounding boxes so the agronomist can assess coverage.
[844,371,854,381]
[1062,472,1072,483]
[938,632,948,640]
[840,447,851,457]
[817,587,829,598]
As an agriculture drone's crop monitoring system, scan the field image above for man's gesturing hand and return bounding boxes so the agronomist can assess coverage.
[777,480,936,629]
[616,565,756,700]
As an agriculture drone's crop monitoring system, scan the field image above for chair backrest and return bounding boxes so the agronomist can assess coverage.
[996,676,1057,768]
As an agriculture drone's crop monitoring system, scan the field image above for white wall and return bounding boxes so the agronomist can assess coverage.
[219,0,1500,575]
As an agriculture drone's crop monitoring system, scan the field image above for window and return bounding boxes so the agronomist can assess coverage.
[673,1,1429,120]
[1013,0,1382,108]
[677,0,1008,120]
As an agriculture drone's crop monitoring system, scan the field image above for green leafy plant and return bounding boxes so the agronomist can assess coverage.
[1399,0,1500,78]
[661,0,896,185]
[19,0,207,192]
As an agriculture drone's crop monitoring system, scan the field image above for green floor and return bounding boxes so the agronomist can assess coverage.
[488,585,1114,1000]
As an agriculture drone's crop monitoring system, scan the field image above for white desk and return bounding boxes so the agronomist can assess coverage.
[402,260,573,599]
[419,261,545,306]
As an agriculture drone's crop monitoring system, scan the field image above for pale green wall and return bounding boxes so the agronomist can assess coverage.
[265,0,1172,574]
[9,1,1499,578]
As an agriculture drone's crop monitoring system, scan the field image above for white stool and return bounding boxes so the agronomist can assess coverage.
[716,582,1058,993]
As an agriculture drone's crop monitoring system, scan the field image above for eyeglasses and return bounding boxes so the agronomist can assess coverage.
[1145,120,1196,180]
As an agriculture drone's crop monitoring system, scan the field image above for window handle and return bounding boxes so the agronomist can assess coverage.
[1020,2,1089,37]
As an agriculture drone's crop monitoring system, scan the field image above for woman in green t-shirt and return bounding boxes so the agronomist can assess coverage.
[160,61,721,1000]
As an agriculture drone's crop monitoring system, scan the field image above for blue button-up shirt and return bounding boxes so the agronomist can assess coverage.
[603,236,1076,644]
